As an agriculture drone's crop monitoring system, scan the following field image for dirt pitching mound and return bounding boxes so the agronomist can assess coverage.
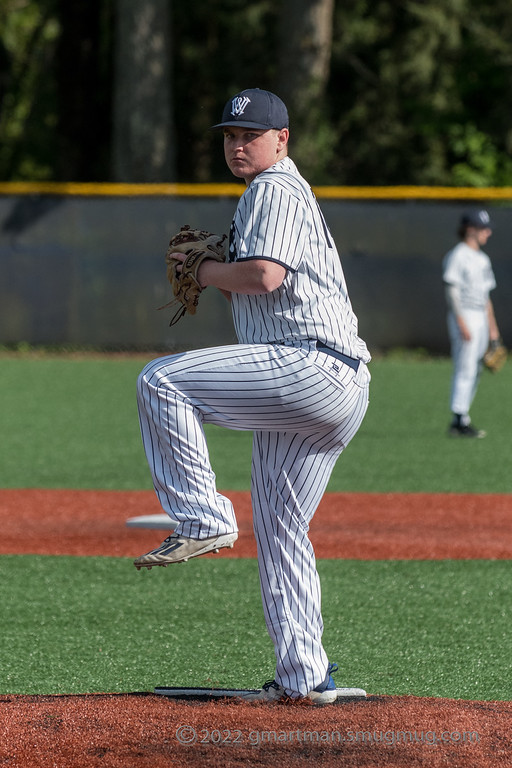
[1,692,510,767]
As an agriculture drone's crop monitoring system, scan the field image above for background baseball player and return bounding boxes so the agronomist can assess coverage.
[135,88,371,704]
[443,208,500,438]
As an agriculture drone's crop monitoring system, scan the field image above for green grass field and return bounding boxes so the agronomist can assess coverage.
[0,352,511,699]
[0,352,510,492]
[1,556,510,700]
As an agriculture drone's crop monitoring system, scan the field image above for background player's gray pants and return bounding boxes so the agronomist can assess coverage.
[137,343,370,697]
[448,309,488,417]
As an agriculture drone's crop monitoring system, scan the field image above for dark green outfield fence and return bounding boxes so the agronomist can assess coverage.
[1,182,511,353]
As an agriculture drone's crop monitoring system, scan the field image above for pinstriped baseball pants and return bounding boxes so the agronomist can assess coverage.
[137,343,370,698]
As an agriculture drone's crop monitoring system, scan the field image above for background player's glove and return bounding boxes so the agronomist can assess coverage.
[160,225,227,326]
[483,337,507,373]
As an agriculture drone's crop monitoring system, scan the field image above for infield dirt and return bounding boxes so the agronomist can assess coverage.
[1,489,512,559]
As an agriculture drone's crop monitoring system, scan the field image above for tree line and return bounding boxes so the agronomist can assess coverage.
[1,0,511,186]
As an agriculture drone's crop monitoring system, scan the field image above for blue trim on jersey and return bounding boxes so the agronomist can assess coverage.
[233,255,296,273]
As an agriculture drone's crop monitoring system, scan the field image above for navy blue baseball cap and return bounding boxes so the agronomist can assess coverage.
[211,88,289,131]
[460,208,492,228]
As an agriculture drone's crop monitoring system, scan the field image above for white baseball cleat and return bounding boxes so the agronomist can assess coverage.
[134,532,238,570]
[242,663,339,706]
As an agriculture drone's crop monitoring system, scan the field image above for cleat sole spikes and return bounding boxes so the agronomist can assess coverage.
[134,531,238,569]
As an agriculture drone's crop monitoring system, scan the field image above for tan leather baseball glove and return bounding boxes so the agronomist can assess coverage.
[483,338,507,373]
[160,225,227,326]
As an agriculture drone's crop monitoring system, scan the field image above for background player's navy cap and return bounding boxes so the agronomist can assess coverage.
[211,88,289,131]
[460,208,492,228]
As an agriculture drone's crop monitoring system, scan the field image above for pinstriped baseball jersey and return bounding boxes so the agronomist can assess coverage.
[229,157,370,363]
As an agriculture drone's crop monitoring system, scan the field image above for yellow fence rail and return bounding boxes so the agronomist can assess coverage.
[1,181,512,200]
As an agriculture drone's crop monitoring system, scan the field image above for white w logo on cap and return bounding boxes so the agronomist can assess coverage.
[231,96,251,116]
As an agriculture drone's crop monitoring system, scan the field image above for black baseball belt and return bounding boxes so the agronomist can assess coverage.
[314,342,360,372]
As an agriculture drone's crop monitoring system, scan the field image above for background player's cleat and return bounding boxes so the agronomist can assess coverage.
[448,423,486,438]
[134,531,238,570]
[242,663,338,705]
